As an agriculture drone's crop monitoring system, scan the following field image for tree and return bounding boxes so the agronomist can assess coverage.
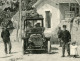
[22,0,37,10]
[0,0,19,28]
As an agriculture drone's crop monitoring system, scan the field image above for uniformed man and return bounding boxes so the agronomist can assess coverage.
[61,25,71,57]
[1,27,11,54]
[57,27,62,47]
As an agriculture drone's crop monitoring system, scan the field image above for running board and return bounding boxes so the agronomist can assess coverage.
[26,49,45,50]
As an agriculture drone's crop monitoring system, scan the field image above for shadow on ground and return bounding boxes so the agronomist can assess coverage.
[51,47,59,50]
[11,52,18,54]
[69,55,80,58]
[0,55,13,58]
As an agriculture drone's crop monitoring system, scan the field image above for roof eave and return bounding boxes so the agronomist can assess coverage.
[32,0,44,8]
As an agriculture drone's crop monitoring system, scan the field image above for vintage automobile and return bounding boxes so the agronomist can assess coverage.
[22,13,51,54]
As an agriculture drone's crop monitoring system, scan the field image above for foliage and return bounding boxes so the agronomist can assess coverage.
[0,1,19,28]
[22,0,37,10]
[0,0,37,28]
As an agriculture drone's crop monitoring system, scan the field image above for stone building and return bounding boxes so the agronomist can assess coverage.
[11,0,80,43]
[32,0,80,43]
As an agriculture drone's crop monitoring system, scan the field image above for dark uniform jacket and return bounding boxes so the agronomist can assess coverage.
[1,29,10,42]
[61,30,71,43]
[57,30,62,38]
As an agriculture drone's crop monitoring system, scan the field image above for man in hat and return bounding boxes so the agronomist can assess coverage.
[57,27,62,47]
[35,23,41,27]
[1,27,11,54]
[61,25,71,57]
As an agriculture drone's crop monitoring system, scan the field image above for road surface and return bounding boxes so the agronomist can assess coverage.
[0,42,80,61]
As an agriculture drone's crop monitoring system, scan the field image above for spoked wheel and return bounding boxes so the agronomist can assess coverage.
[22,39,27,54]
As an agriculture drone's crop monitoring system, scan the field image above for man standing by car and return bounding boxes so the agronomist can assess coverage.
[1,27,11,54]
[57,27,62,47]
[61,25,71,57]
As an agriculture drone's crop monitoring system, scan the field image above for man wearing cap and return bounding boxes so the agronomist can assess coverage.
[57,27,62,47]
[1,27,11,54]
[61,25,71,57]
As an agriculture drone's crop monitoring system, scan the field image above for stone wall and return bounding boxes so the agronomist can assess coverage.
[71,17,80,45]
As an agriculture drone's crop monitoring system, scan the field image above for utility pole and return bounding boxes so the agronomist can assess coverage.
[19,0,22,42]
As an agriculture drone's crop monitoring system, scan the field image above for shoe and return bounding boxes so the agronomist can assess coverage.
[73,55,77,58]
[5,51,8,54]
[59,46,62,47]
[61,55,65,57]
[67,55,70,57]
[9,51,11,54]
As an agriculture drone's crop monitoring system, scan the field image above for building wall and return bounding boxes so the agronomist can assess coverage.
[34,0,80,43]
[36,1,60,33]
[59,3,71,31]
[59,3,69,20]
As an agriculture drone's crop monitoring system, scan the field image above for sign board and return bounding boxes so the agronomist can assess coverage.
[65,11,75,22]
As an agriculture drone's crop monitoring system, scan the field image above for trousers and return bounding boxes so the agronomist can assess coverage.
[62,42,70,56]
[58,38,62,46]
[3,41,12,54]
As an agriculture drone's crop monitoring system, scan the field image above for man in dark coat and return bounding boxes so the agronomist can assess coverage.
[1,27,11,54]
[61,25,71,57]
[57,27,62,47]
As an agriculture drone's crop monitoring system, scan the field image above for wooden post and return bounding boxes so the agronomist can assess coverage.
[79,6,80,15]
[48,41,51,53]
[69,3,71,32]
[16,18,19,42]
[19,0,22,42]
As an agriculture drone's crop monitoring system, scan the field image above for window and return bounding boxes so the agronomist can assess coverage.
[65,11,75,20]
[65,3,79,21]
[45,11,51,28]
[70,3,79,16]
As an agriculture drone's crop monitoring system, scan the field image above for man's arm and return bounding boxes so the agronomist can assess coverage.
[7,29,10,37]
[1,31,3,38]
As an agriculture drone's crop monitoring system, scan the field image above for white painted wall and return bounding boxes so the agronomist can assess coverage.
[36,1,60,33]
[59,3,69,20]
